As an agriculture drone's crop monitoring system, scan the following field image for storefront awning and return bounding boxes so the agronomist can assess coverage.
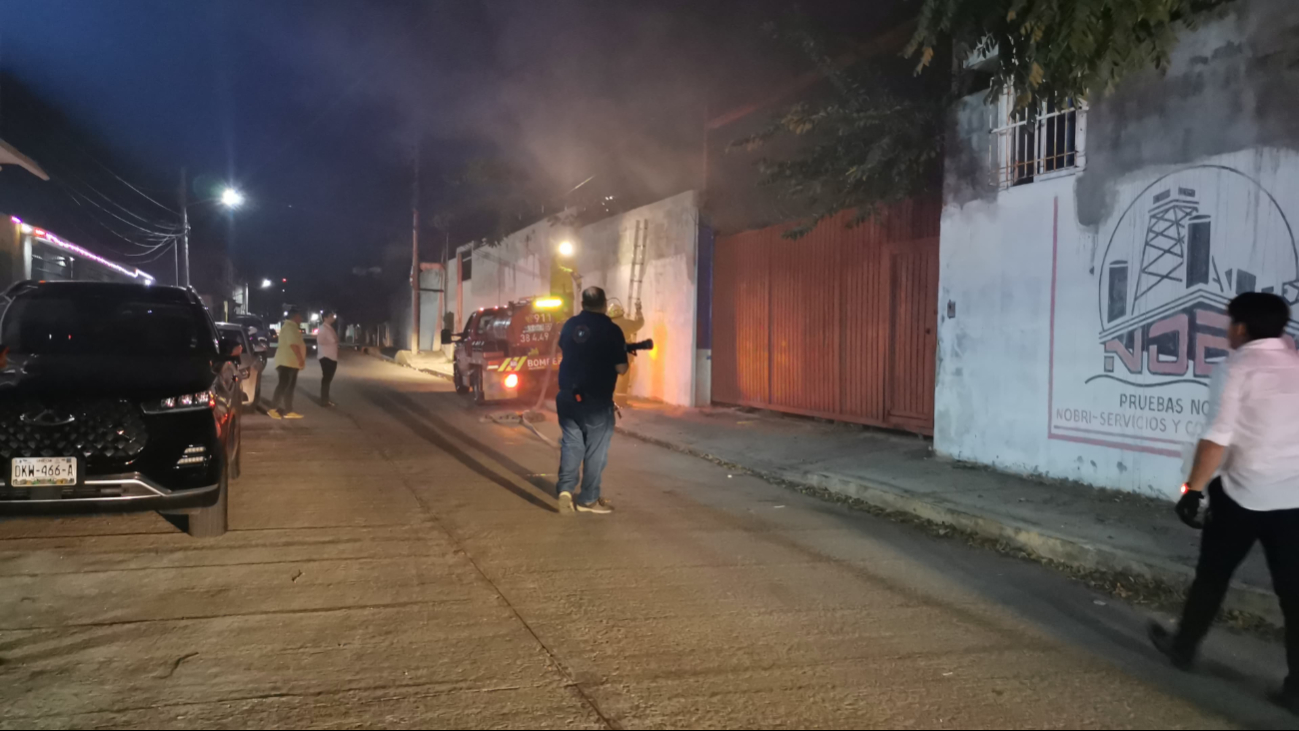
[0,139,49,181]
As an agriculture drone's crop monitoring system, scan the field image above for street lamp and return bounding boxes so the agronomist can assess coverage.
[220,188,246,209]
[261,278,273,289]
[177,169,247,289]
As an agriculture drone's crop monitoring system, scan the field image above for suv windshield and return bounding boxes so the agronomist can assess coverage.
[2,292,217,357]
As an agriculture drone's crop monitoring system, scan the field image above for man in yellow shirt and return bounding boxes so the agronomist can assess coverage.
[268,309,307,419]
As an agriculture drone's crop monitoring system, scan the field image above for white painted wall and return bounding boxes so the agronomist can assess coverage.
[937,1,1299,498]
[454,191,703,406]
[463,217,554,317]
[417,266,447,350]
[937,176,1068,481]
[938,150,1299,498]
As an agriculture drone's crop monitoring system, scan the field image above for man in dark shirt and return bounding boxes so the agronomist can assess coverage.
[555,287,628,515]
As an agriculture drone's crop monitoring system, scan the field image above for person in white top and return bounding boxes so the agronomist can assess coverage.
[317,311,340,408]
[1149,292,1299,713]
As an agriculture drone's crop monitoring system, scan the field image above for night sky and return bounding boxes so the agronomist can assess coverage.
[0,0,898,314]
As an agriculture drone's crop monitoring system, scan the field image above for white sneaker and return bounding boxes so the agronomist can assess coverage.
[557,491,575,514]
[575,500,613,515]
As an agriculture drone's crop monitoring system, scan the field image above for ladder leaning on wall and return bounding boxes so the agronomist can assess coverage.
[628,219,648,315]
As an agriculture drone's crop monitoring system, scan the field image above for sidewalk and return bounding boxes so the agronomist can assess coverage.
[605,401,1280,627]
[361,347,455,379]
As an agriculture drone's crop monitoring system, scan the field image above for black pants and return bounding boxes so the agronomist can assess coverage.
[320,358,338,402]
[271,366,298,413]
[1176,477,1299,691]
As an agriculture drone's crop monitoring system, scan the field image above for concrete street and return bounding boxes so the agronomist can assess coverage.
[0,353,1291,729]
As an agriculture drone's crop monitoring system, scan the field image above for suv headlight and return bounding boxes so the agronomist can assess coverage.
[143,388,217,414]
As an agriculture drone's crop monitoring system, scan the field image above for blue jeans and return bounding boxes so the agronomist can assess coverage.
[556,396,615,505]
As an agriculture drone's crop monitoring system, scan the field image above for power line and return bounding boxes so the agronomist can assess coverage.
[54,183,178,256]
[26,142,183,230]
[86,156,178,215]
[40,187,173,273]
[123,236,179,256]
[56,165,182,227]
[125,241,177,265]
[53,178,182,237]
[24,149,176,234]
[23,133,179,216]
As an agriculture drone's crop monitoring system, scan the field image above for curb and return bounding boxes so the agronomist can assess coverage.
[414,367,454,382]
[616,424,1282,628]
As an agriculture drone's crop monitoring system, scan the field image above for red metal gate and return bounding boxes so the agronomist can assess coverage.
[712,200,939,435]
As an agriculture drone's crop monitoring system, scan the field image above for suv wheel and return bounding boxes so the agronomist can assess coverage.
[188,469,229,538]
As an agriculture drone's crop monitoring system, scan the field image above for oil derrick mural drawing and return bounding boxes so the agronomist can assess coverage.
[1134,188,1202,310]
[1049,161,1299,458]
[1097,166,1299,387]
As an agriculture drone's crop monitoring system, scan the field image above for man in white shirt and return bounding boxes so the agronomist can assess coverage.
[317,311,340,408]
[1149,292,1299,712]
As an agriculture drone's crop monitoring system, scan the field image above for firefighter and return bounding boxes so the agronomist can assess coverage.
[607,299,644,406]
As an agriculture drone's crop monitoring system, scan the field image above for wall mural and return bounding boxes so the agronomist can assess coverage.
[1048,163,1299,459]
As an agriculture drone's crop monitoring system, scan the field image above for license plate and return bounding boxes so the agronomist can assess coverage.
[11,457,77,487]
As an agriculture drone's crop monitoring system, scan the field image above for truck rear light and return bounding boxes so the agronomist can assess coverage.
[504,373,520,389]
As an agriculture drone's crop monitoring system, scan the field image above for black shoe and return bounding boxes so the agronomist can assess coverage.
[1268,690,1299,716]
[1148,622,1194,670]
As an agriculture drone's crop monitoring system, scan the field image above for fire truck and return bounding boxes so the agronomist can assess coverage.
[447,296,568,405]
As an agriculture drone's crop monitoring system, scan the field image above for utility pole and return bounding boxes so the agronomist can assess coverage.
[178,167,190,288]
[441,228,449,349]
[410,142,420,352]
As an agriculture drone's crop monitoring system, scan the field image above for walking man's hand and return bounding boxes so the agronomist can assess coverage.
[1176,485,1206,529]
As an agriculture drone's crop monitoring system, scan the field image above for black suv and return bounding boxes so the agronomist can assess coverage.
[0,281,243,537]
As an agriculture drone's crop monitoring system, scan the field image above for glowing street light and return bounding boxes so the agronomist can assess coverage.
[261,278,273,289]
[220,188,246,208]
[557,240,575,257]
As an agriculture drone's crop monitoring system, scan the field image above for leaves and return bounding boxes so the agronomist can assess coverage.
[908,0,1235,113]
[730,78,945,238]
[919,46,936,70]
[1028,62,1044,88]
[735,0,1230,239]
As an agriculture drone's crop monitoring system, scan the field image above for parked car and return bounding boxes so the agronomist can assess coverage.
[217,322,265,410]
[0,281,244,537]
[230,314,270,363]
[303,319,319,357]
[230,313,265,337]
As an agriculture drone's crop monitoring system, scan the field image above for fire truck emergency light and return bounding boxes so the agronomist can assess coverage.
[534,298,564,310]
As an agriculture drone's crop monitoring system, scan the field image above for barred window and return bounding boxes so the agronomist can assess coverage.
[991,92,1086,189]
